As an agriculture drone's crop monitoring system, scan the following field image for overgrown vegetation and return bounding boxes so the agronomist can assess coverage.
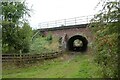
[30,34,59,54]
[1,1,33,54]
[91,1,119,78]
[0,26,1,52]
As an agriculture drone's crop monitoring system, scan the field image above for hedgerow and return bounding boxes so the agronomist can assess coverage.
[91,1,119,78]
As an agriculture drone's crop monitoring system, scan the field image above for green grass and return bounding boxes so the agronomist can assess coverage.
[30,36,59,54]
[2,53,102,78]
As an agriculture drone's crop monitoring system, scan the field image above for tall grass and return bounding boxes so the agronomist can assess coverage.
[30,36,59,54]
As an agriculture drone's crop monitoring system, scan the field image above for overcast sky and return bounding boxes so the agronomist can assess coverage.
[26,0,101,29]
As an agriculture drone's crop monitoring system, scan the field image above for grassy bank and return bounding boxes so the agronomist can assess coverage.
[2,53,102,78]
[30,36,59,54]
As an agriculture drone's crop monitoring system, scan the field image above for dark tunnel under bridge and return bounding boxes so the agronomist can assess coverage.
[66,35,88,52]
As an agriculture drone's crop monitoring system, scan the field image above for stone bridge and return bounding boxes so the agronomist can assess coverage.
[38,23,93,52]
[38,15,94,52]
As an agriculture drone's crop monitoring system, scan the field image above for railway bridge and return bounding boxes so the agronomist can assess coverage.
[38,15,94,52]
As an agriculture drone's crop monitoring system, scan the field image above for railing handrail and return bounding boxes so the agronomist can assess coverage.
[38,15,94,28]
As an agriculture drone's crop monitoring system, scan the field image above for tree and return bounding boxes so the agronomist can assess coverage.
[91,1,119,78]
[1,1,32,53]
[1,2,30,23]
[0,26,1,52]
[17,23,33,53]
[0,26,1,39]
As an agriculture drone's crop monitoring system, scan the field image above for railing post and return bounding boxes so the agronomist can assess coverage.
[47,23,49,28]
[55,21,57,27]
[75,17,77,25]
[87,16,88,23]
[64,19,66,26]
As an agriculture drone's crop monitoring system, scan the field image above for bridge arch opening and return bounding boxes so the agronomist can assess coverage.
[67,35,88,52]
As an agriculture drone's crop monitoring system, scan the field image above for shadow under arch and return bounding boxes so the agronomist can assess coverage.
[67,35,88,52]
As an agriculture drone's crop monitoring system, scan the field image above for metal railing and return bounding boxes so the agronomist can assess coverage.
[38,15,94,28]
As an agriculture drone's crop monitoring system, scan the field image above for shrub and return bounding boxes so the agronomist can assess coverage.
[91,1,119,78]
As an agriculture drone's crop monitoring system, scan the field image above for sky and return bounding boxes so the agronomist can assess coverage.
[26,0,101,29]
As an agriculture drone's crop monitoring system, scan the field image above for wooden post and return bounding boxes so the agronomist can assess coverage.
[19,50,22,66]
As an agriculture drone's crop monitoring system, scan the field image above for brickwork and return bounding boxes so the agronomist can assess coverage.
[40,24,93,42]
[39,24,93,51]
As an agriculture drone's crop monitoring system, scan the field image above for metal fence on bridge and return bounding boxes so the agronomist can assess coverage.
[38,15,94,28]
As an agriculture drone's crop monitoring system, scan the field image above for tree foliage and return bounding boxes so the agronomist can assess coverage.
[91,1,119,78]
[18,23,33,53]
[1,1,32,53]
[2,2,30,23]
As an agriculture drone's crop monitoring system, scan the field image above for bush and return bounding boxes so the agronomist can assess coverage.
[91,1,119,78]
[93,30,118,77]
[45,33,53,44]
[46,34,52,41]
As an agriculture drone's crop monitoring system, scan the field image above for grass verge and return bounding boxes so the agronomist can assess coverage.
[2,52,102,78]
